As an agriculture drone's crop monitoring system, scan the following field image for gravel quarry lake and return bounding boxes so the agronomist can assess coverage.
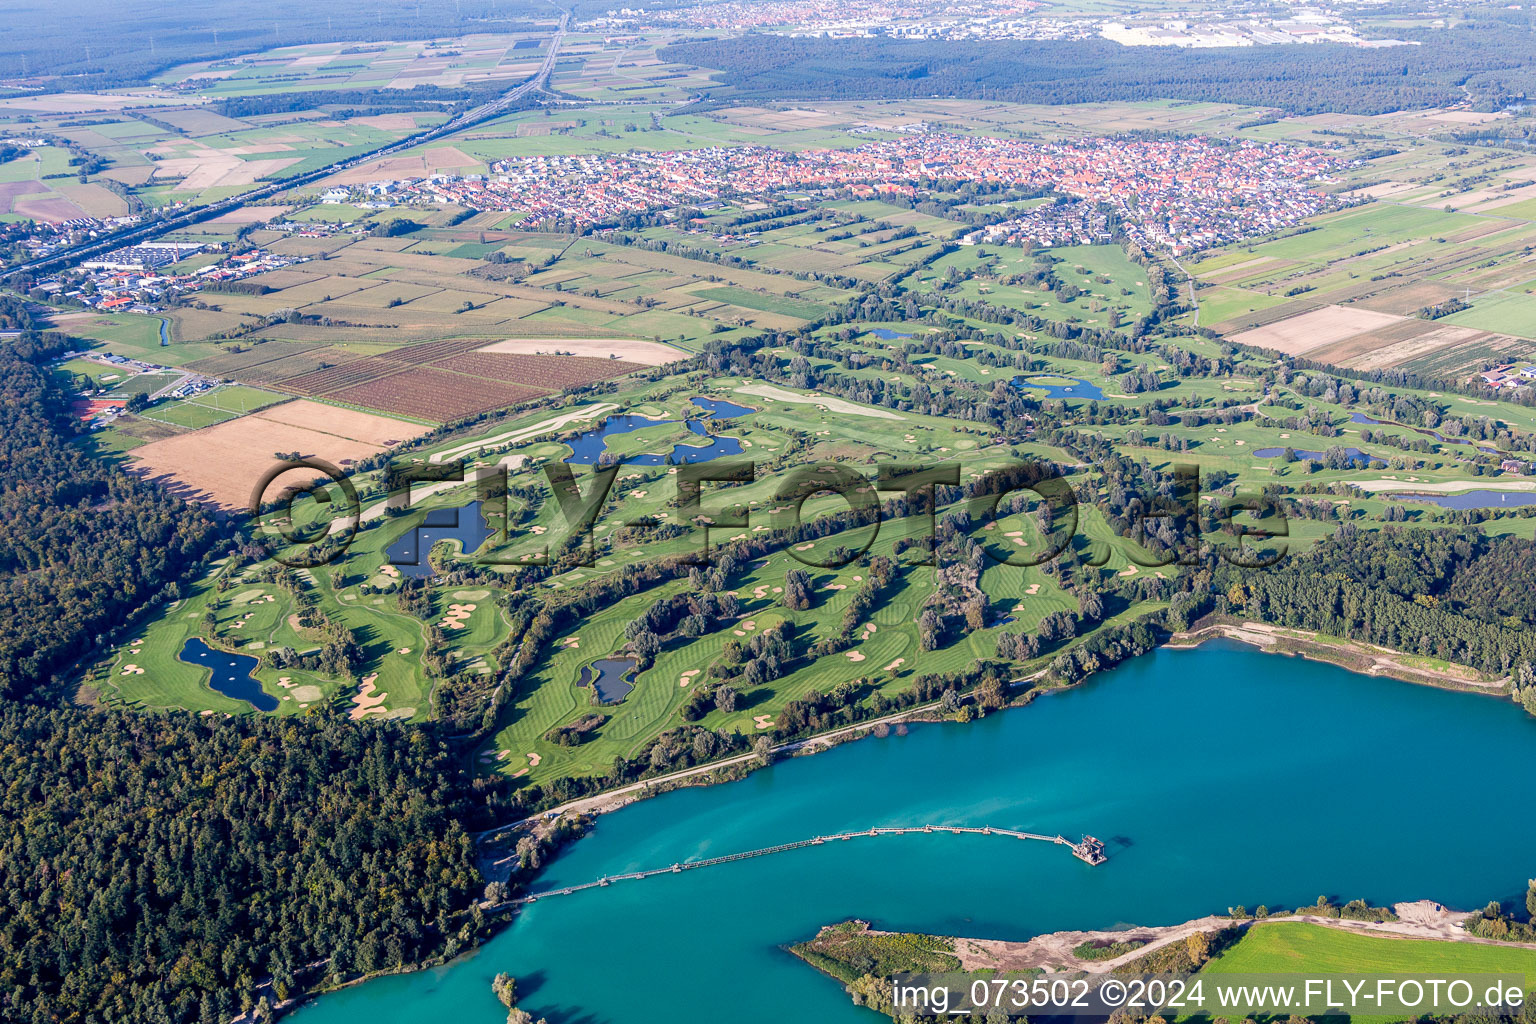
[291,641,1536,1024]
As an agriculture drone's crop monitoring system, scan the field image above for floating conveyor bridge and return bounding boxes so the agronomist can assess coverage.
[504,826,1107,907]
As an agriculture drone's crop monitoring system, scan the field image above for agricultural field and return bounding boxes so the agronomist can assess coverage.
[125,398,432,508]
[136,384,289,429]
[0,145,131,222]
[152,33,558,97]
[0,92,450,216]
[1177,120,1536,378]
[1204,922,1536,986]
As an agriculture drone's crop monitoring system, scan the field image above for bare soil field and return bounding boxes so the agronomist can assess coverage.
[1307,323,1487,371]
[206,205,293,225]
[152,151,299,190]
[351,113,429,131]
[128,400,429,508]
[251,399,429,445]
[0,91,186,113]
[477,337,684,364]
[321,146,481,185]
[56,183,131,218]
[1229,305,1408,355]
[13,196,88,222]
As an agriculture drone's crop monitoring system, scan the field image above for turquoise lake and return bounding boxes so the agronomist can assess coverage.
[291,641,1536,1024]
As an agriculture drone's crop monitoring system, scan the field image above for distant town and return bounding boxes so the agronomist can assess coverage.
[585,0,1415,46]
[324,131,1348,254]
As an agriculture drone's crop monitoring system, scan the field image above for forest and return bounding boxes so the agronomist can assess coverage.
[1195,525,1536,678]
[0,313,219,701]
[663,12,1536,115]
[0,0,548,86]
[0,321,518,1023]
[0,705,504,1024]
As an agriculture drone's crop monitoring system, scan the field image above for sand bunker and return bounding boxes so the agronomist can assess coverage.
[884,658,906,672]
[438,602,477,630]
[845,650,866,662]
[349,674,389,720]
[752,715,775,730]
[527,752,542,767]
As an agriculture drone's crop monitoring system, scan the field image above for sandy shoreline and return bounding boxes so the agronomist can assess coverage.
[1167,620,1505,692]
[904,900,1536,977]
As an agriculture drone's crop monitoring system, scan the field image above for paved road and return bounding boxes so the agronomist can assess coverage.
[3,11,570,282]
[1168,253,1199,327]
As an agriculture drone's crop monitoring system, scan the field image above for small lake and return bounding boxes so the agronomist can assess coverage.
[1253,445,1371,466]
[1390,489,1536,510]
[869,328,912,340]
[564,413,745,466]
[578,657,637,703]
[1014,374,1106,401]
[179,636,277,712]
[385,500,496,578]
[690,397,755,419]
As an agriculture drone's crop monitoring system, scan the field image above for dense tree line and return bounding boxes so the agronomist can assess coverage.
[3,0,543,86]
[664,15,1536,115]
[0,322,219,699]
[1193,525,1536,677]
[0,706,504,1023]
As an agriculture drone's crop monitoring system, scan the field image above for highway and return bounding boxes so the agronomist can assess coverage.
[2,10,569,283]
